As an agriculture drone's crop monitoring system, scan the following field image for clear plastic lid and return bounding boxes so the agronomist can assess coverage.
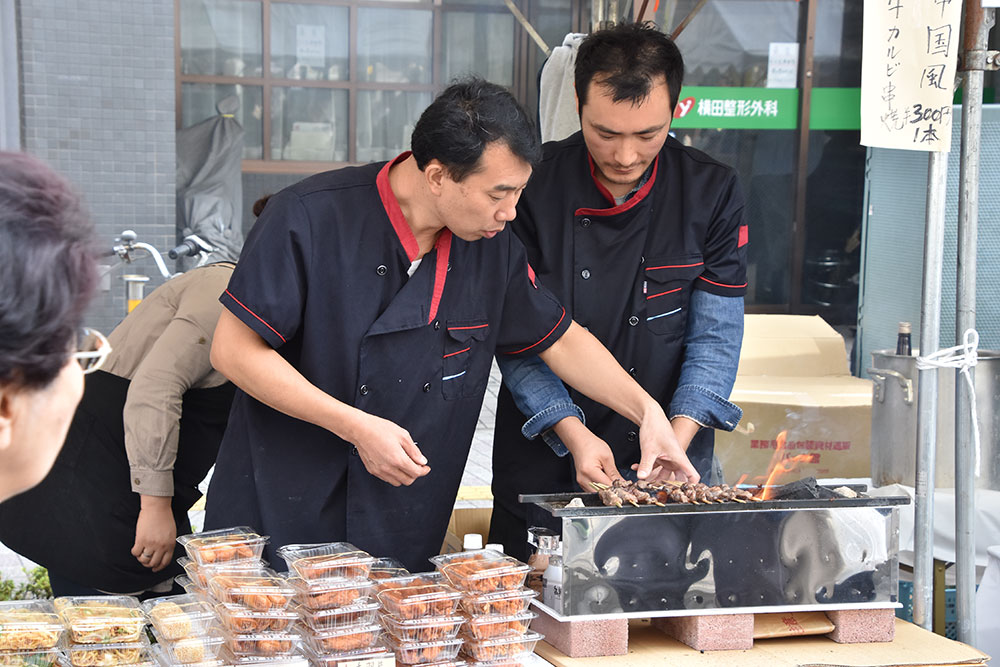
[63,636,152,667]
[382,636,464,665]
[275,543,374,581]
[458,631,542,662]
[55,596,146,645]
[374,576,462,620]
[178,557,267,589]
[287,577,373,612]
[368,558,409,581]
[214,603,298,634]
[151,629,225,665]
[297,622,382,655]
[299,644,394,667]
[295,601,380,633]
[219,629,299,657]
[373,572,443,594]
[173,576,204,598]
[459,589,537,617]
[217,647,308,667]
[430,552,531,594]
[149,643,226,667]
[0,648,61,667]
[379,613,465,643]
[461,612,536,640]
[177,527,268,567]
[140,595,216,641]
[0,600,64,650]
[207,569,295,611]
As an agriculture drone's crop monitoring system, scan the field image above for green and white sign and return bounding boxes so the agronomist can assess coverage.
[671,86,799,129]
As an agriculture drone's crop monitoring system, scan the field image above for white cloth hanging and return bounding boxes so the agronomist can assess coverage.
[538,33,586,143]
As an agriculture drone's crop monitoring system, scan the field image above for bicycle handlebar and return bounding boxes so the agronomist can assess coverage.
[168,239,200,259]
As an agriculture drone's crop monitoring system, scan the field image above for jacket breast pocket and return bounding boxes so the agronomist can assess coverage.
[442,318,490,400]
[643,255,703,336]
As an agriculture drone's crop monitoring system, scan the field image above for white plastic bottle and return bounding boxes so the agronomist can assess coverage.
[463,533,484,550]
[542,538,563,612]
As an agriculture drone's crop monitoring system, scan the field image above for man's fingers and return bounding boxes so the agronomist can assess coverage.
[401,440,428,466]
[152,551,171,572]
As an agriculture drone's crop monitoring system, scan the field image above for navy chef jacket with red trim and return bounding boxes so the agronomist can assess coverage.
[205,154,570,571]
[491,132,748,550]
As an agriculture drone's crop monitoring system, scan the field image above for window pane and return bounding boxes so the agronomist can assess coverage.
[272,87,349,162]
[270,4,349,81]
[357,8,433,83]
[443,12,514,86]
[180,0,262,77]
[356,90,432,162]
[181,83,264,159]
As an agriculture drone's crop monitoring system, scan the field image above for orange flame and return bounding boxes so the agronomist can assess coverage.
[753,430,820,500]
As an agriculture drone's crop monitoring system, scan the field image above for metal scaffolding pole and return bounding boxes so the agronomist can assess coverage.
[912,150,948,631]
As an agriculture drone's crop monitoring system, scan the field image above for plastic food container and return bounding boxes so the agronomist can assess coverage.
[56,596,146,645]
[149,643,226,667]
[276,543,374,581]
[375,577,462,620]
[459,589,537,617]
[430,552,531,594]
[64,637,152,667]
[299,622,382,654]
[296,601,380,632]
[374,572,443,594]
[178,558,267,590]
[382,636,463,665]
[214,604,298,634]
[207,569,295,611]
[177,527,268,567]
[300,644,394,667]
[288,577,373,612]
[459,631,542,662]
[216,647,306,666]
[141,595,216,640]
[0,648,61,667]
[152,629,225,664]
[461,612,535,640]
[368,558,409,581]
[173,576,204,598]
[379,614,465,643]
[221,629,299,658]
[0,600,64,650]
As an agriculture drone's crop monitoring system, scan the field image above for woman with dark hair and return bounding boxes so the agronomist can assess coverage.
[0,151,100,503]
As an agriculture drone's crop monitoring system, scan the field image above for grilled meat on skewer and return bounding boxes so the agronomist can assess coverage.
[594,479,762,507]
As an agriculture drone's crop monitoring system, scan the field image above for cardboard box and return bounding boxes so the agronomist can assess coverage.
[440,506,492,554]
[715,315,873,483]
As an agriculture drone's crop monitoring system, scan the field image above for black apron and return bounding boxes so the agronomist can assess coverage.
[0,371,235,593]
[490,133,747,560]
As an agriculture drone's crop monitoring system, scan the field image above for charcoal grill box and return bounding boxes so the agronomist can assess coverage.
[715,314,873,481]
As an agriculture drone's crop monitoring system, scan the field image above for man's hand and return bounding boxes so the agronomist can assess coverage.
[131,495,176,572]
[630,404,700,483]
[553,417,624,491]
[347,413,431,486]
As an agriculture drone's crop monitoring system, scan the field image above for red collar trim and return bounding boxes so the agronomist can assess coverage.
[376,152,420,262]
[577,154,659,218]
[428,230,452,324]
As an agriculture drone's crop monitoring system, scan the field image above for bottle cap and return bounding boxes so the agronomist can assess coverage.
[463,533,484,550]
[485,543,504,554]
[899,322,911,334]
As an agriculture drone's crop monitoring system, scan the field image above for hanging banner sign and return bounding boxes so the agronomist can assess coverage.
[671,87,799,130]
[860,0,963,151]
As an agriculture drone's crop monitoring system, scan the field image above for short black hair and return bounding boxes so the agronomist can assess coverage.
[575,21,685,115]
[411,78,542,182]
[0,152,98,389]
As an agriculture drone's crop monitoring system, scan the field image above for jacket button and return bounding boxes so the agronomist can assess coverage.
[433,320,440,330]
[359,384,369,396]
[627,431,637,442]
[629,367,636,377]
[580,217,591,228]
[581,269,591,280]
[423,382,431,392]
[628,315,639,326]
[376,265,388,276]
[351,447,359,456]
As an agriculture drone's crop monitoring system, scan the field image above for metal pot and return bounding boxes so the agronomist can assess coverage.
[869,349,1000,490]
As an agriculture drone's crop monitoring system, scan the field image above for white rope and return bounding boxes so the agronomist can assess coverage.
[915,328,982,476]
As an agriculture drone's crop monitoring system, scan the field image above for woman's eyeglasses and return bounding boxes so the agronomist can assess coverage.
[73,328,112,374]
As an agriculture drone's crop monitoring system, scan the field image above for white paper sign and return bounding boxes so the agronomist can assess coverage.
[767,42,799,89]
[296,24,326,68]
[860,0,962,151]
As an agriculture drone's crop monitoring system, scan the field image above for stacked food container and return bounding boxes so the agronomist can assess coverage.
[375,572,465,665]
[56,596,152,667]
[277,543,392,666]
[430,551,542,665]
[0,600,65,667]
[176,527,300,666]
[142,594,223,667]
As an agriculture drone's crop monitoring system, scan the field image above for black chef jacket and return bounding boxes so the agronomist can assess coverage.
[491,132,747,556]
[205,154,571,572]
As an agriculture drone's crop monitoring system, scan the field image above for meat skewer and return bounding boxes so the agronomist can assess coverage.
[591,480,763,507]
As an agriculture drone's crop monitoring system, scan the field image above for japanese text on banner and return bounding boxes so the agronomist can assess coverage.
[860,0,962,151]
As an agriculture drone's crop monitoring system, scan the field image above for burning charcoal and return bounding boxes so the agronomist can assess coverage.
[767,477,840,500]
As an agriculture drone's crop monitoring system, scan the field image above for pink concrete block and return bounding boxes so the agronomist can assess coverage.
[530,606,628,657]
[825,608,896,644]
[652,614,754,651]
